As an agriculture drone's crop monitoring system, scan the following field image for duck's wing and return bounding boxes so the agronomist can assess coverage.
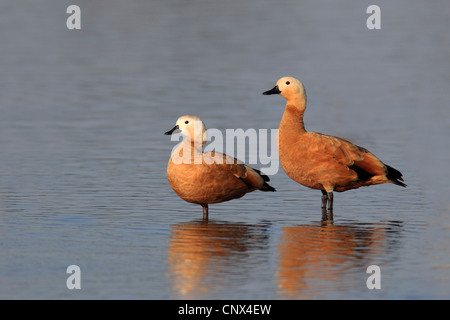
[203,151,276,191]
[308,132,388,179]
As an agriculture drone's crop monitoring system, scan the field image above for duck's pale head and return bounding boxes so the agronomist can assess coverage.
[165,115,207,145]
[263,76,306,105]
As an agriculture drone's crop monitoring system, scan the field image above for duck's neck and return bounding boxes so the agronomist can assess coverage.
[171,138,203,164]
[280,102,307,137]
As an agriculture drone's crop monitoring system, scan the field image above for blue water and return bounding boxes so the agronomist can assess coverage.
[0,0,449,299]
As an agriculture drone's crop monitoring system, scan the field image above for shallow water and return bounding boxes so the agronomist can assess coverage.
[0,0,449,299]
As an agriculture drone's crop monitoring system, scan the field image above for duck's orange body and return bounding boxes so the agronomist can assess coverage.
[165,115,275,219]
[264,77,405,214]
[167,149,272,205]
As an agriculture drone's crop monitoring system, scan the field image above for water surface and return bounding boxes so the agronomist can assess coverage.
[0,0,449,299]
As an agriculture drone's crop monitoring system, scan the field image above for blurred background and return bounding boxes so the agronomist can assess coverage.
[0,0,449,299]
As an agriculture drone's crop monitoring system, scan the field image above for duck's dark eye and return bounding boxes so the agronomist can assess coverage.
[286,81,290,85]
[185,120,189,124]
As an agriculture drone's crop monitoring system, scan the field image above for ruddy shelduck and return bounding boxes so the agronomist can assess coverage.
[263,77,406,216]
[165,115,275,219]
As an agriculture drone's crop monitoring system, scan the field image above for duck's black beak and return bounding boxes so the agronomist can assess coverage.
[262,85,281,95]
[164,125,179,135]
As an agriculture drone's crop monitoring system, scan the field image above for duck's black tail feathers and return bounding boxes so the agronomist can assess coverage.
[385,164,407,187]
[261,182,276,192]
[253,168,276,192]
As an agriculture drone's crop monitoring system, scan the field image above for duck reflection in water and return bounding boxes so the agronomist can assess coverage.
[167,219,270,298]
[277,220,402,298]
[166,217,402,299]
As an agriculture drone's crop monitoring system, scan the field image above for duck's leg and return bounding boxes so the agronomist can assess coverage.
[321,190,328,209]
[327,192,334,221]
[321,190,334,222]
[327,191,334,212]
[321,206,328,221]
[202,204,209,220]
